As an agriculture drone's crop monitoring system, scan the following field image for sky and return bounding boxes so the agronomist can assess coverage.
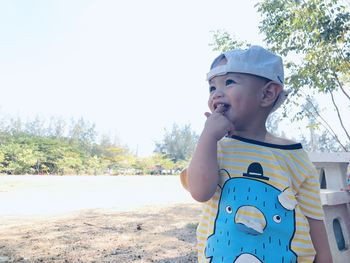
[0,0,348,156]
[0,0,264,156]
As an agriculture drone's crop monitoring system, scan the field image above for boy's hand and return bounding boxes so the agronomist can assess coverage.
[203,105,234,141]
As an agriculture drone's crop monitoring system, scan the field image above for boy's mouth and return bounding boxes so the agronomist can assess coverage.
[214,103,230,112]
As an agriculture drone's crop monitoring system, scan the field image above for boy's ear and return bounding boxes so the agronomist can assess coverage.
[260,81,283,108]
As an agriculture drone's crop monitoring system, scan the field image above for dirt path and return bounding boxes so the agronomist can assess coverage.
[0,204,201,263]
[0,176,201,263]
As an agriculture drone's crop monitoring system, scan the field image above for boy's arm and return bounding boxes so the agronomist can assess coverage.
[307,217,333,263]
[187,106,234,202]
[187,130,221,202]
[180,169,189,190]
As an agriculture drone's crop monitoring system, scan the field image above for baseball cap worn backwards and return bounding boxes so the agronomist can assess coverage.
[206,45,290,112]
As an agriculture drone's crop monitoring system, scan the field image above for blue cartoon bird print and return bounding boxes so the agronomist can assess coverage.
[205,163,297,263]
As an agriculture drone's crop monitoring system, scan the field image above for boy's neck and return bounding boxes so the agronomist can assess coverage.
[231,112,271,142]
[233,128,268,142]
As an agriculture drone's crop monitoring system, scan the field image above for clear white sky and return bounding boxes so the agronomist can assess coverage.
[0,0,264,156]
[0,0,348,155]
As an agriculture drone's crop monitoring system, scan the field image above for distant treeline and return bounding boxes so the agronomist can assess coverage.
[0,116,186,175]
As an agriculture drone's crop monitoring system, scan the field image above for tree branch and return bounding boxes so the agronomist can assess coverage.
[301,93,348,151]
[333,72,350,101]
[329,89,350,143]
[302,107,339,148]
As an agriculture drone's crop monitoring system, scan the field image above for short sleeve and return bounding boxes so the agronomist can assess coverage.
[292,150,324,220]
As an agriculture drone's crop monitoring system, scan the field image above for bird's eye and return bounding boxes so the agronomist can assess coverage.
[209,86,216,93]
[273,215,282,223]
[225,206,233,214]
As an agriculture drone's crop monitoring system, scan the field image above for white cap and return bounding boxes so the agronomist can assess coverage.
[207,45,289,112]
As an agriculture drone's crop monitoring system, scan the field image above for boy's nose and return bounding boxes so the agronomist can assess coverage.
[212,89,224,99]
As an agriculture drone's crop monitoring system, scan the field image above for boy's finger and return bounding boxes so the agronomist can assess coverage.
[204,112,211,118]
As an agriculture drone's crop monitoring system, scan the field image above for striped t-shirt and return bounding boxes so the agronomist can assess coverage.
[197,135,324,263]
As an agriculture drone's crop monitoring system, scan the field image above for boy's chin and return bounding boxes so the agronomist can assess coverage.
[224,112,235,120]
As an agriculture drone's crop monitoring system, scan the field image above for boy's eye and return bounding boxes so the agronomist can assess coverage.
[226,79,235,86]
[209,86,216,93]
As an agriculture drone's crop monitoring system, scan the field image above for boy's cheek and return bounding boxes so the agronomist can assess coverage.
[207,99,214,112]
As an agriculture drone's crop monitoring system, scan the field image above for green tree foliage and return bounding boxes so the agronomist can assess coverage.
[127,154,176,175]
[210,30,249,52]
[0,116,106,175]
[0,115,189,175]
[210,0,350,151]
[154,123,199,163]
[68,117,97,153]
[0,141,39,174]
[256,0,350,150]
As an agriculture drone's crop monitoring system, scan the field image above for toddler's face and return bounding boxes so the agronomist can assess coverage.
[207,72,268,129]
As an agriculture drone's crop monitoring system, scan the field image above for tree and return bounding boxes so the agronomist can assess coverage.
[103,146,134,171]
[47,116,67,139]
[7,117,23,136]
[68,117,97,153]
[147,153,175,174]
[24,116,47,137]
[154,123,199,163]
[210,0,350,151]
[0,139,40,174]
[298,97,348,151]
[256,0,350,150]
[210,30,248,52]
[56,148,84,175]
[0,114,139,175]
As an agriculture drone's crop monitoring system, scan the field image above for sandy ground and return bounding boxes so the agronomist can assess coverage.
[0,176,201,263]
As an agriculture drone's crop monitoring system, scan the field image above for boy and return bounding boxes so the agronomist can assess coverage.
[181,46,332,262]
